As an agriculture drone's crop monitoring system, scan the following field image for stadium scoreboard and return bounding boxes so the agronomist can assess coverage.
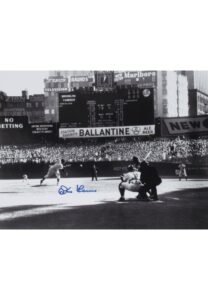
[59,88,155,138]
[59,88,154,127]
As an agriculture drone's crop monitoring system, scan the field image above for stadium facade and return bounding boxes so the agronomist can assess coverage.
[0,90,46,123]
[156,71,189,118]
[1,70,208,128]
[44,72,69,123]
[185,71,208,116]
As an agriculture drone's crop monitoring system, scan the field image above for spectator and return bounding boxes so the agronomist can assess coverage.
[1,136,208,164]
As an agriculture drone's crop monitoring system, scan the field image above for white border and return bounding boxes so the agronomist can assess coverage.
[1,1,208,300]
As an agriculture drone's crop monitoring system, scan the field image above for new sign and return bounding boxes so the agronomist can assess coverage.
[164,115,208,134]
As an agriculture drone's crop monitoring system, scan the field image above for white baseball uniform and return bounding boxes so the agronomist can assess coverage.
[120,171,142,192]
[45,160,64,179]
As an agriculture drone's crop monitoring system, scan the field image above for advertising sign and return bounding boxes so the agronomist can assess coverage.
[95,71,114,89]
[30,124,55,135]
[163,115,208,135]
[44,77,68,92]
[70,76,94,89]
[44,87,68,92]
[115,71,157,87]
[71,76,92,82]
[59,125,155,139]
[46,78,67,83]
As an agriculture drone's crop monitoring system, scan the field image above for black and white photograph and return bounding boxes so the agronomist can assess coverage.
[2,1,208,300]
[0,70,208,229]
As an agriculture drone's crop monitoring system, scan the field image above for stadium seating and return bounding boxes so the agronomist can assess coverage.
[0,136,208,164]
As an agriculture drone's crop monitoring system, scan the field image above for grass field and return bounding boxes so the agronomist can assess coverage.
[0,177,208,229]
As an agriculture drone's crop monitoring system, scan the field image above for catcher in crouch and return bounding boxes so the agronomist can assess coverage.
[118,165,142,202]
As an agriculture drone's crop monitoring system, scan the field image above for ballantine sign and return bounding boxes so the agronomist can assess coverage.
[164,115,208,134]
[59,125,155,138]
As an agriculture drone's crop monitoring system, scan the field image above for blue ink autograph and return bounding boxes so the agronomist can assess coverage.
[58,185,97,195]
[58,185,73,195]
[76,185,97,193]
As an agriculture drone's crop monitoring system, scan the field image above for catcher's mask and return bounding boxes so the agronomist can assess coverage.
[127,165,134,172]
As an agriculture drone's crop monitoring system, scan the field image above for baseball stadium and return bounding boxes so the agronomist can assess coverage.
[1,71,208,229]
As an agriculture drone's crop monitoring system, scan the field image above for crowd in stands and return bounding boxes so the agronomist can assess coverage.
[1,136,208,164]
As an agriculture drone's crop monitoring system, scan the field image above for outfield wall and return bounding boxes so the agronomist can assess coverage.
[0,161,208,179]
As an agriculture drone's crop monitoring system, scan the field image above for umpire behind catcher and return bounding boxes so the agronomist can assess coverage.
[139,161,162,201]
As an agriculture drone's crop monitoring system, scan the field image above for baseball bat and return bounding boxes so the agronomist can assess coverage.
[143,151,152,161]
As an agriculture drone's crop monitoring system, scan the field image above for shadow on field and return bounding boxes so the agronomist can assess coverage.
[0,187,208,229]
[100,177,120,181]
[0,205,55,214]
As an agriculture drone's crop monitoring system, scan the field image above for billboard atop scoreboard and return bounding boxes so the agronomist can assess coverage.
[115,71,157,87]
[94,71,114,90]
[70,76,94,89]
[44,77,68,93]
